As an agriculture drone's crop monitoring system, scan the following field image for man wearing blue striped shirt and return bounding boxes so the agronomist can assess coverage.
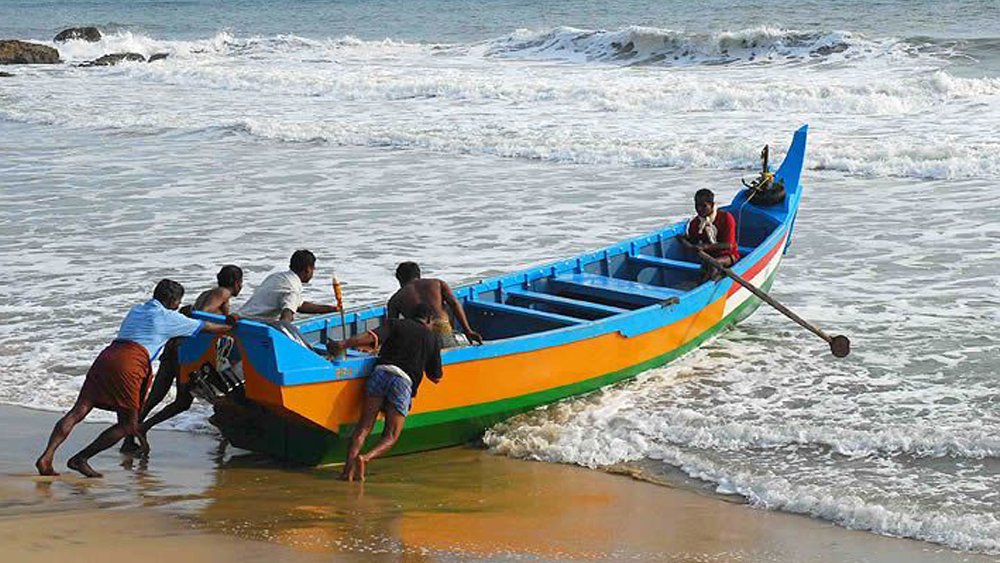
[36,279,235,478]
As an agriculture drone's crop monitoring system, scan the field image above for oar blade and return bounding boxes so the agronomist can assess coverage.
[830,335,851,358]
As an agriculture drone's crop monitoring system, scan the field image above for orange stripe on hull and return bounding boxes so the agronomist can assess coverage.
[263,293,730,434]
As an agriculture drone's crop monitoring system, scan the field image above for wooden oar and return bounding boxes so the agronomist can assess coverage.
[697,249,851,357]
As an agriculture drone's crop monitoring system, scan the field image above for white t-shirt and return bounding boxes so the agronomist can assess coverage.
[239,270,304,320]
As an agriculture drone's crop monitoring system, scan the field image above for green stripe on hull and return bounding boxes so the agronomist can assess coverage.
[217,271,778,466]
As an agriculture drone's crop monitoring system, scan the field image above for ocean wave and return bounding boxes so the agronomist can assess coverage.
[483,25,933,67]
[42,25,971,68]
[4,28,999,180]
[484,400,1000,461]
[651,446,1000,554]
[3,99,998,181]
[47,29,428,63]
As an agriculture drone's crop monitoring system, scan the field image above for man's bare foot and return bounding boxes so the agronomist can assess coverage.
[137,433,151,455]
[35,456,59,476]
[67,455,103,478]
[119,437,140,454]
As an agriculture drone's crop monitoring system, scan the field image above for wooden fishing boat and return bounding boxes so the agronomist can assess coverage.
[179,125,809,465]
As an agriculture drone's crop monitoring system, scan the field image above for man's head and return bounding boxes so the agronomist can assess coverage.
[410,302,434,326]
[153,279,185,310]
[395,261,421,286]
[694,188,715,218]
[217,264,244,296]
[290,249,316,283]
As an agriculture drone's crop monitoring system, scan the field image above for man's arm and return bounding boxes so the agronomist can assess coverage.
[298,302,340,315]
[386,293,402,320]
[700,213,738,254]
[201,319,235,334]
[440,281,482,345]
[678,217,735,254]
[329,324,385,357]
[425,338,443,383]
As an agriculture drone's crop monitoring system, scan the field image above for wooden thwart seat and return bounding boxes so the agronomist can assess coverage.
[551,273,684,307]
[467,300,583,326]
[629,254,701,272]
[504,287,628,317]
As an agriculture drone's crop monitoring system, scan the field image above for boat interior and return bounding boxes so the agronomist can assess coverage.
[295,197,785,356]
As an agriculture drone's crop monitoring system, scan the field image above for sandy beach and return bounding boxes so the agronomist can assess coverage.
[0,405,988,563]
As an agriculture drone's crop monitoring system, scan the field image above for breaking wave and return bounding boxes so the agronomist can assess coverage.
[2,27,999,180]
[39,25,972,67]
[483,26,941,67]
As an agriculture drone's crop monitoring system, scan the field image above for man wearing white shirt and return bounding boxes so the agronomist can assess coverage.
[240,249,339,322]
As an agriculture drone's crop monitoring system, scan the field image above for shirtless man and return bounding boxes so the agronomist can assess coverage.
[121,265,243,454]
[386,262,482,348]
[190,264,243,316]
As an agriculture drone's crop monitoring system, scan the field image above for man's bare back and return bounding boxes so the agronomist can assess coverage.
[388,279,446,320]
[388,262,482,346]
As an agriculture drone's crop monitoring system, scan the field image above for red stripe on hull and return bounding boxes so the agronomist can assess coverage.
[726,230,788,297]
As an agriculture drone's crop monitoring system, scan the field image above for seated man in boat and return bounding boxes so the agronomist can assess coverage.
[240,249,340,322]
[386,261,482,348]
[121,264,244,454]
[332,303,442,481]
[36,279,236,478]
[680,188,740,282]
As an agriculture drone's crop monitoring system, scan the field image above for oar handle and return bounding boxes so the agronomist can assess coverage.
[697,250,850,358]
[332,274,348,358]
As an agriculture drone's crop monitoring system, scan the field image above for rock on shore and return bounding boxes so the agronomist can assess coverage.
[0,40,62,64]
[79,52,146,67]
[54,27,102,42]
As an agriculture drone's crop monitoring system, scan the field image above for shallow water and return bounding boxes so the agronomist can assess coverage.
[1,0,999,555]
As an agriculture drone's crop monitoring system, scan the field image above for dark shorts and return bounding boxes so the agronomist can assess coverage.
[365,365,412,417]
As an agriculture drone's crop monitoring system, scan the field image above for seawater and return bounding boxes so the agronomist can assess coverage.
[1,0,998,555]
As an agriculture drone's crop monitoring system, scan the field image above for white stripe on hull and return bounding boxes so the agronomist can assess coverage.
[722,238,786,318]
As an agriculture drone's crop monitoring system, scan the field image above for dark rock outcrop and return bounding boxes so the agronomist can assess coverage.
[148,52,169,63]
[54,27,102,42]
[79,52,146,67]
[813,43,849,56]
[0,71,14,77]
[0,40,62,64]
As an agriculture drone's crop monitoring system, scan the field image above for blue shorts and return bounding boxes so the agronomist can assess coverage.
[365,365,412,417]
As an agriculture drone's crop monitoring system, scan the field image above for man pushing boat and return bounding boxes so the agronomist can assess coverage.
[331,303,442,481]
[36,279,236,477]
[387,261,482,347]
[121,265,245,454]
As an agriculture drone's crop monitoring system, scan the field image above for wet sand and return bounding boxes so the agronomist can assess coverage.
[0,405,990,562]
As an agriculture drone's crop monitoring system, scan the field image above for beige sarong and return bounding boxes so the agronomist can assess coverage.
[431,318,466,349]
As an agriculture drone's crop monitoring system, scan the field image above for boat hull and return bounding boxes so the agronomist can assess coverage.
[181,125,808,466]
[213,265,780,466]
